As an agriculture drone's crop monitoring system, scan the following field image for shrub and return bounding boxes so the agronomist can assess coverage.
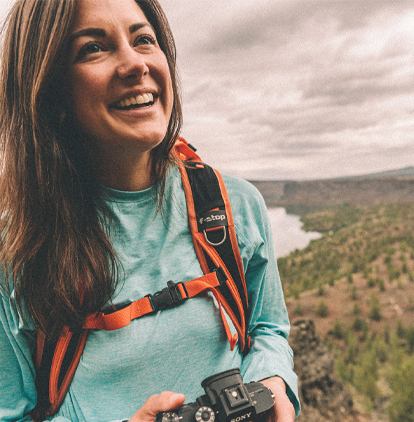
[373,336,388,363]
[345,332,359,364]
[294,302,303,316]
[406,328,414,353]
[332,320,344,339]
[396,320,405,339]
[388,356,414,422]
[353,303,360,315]
[316,299,329,318]
[384,325,390,344]
[317,284,325,297]
[335,354,348,382]
[353,350,380,405]
[352,317,364,332]
[369,293,382,321]
[351,285,358,300]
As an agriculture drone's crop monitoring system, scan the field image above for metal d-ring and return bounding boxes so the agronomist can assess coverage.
[203,227,227,246]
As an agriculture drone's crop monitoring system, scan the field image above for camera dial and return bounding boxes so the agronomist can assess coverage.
[195,406,215,422]
[159,412,180,422]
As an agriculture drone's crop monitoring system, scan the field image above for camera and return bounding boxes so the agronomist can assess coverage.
[156,368,274,422]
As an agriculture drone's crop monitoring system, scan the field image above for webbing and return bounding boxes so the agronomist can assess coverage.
[83,271,224,331]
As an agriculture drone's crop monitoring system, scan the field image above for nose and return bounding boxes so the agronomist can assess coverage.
[116,45,149,80]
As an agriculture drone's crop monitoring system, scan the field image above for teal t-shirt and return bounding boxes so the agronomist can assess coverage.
[0,165,299,422]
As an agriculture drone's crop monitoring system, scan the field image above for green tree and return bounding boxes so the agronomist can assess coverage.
[388,356,414,422]
[316,299,329,318]
[332,320,344,339]
[353,350,380,407]
[369,292,382,321]
[294,302,303,316]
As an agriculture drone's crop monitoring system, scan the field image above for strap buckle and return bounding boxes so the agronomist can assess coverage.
[215,267,227,286]
[146,281,187,313]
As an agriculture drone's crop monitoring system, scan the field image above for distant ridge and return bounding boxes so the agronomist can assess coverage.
[332,166,414,180]
[249,166,414,213]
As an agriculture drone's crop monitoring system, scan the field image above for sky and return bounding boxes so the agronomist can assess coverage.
[1,0,414,180]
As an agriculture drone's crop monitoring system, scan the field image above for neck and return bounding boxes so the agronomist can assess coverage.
[89,148,153,192]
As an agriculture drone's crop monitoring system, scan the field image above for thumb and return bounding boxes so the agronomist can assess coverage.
[130,392,186,422]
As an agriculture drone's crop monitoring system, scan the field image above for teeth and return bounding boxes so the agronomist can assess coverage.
[116,93,154,109]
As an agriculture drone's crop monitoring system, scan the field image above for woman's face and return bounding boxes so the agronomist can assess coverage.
[67,0,174,164]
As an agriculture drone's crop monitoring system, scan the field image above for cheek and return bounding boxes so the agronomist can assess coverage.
[69,69,105,114]
[153,54,174,112]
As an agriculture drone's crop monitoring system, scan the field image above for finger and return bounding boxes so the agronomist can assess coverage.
[131,392,186,422]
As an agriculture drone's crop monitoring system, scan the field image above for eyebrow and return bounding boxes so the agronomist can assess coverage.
[69,22,152,44]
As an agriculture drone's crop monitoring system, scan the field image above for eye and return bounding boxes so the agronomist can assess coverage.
[75,42,106,61]
[135,34,157,46]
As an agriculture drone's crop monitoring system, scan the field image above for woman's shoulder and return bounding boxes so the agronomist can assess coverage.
[220,173,266,211]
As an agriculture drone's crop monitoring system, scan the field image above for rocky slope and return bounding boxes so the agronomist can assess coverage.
[289,319,367,422]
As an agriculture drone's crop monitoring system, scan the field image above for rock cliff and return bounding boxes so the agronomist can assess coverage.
[289,320,367,422]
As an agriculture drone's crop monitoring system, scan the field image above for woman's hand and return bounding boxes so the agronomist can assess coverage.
[260,377,295,422]
[128,391,186,422]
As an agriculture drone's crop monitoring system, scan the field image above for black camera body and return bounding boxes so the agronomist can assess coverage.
[156,369,274,422]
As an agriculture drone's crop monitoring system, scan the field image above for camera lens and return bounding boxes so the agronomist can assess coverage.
[160,412,179,422]
[195,407,215,422]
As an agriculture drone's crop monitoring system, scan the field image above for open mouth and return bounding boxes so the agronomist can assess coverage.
[112,93,156,110]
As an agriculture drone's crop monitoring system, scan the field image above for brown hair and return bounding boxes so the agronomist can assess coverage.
[0,0,183,339]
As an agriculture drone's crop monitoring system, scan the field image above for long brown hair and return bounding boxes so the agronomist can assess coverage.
[0,0,183,339]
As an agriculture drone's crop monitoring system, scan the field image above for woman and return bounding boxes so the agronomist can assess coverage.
[0,1,299,421]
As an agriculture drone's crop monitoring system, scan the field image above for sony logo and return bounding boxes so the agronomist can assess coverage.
[230,413,252,422]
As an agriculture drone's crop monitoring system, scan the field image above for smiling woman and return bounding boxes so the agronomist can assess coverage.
[0,1,299,422]
[66,0,174,190]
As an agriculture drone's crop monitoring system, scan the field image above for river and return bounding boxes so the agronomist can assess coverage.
[267,207,322,258]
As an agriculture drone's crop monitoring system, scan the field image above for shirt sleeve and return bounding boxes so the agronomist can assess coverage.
[0,291,84,422]
[223,176,300,418]
[0,289,37,422]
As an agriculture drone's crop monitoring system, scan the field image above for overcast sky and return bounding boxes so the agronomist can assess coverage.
[1,0,413,180]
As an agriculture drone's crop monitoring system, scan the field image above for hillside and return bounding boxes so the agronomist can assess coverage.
[280,202,414,421]
[250,167,414,421]
[248,180,285,203]
[276,178,414,214]
[249,167,414,212]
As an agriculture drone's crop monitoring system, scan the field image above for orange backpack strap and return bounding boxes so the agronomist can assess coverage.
[32,270,236,420]
[32,138,250,420]
[82,270,228,332]
[176,139,250,353]
[32,327,88,421]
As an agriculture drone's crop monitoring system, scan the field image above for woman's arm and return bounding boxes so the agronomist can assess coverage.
[0,293,37,422]
[224,176,300,419]
[260,377,295,422]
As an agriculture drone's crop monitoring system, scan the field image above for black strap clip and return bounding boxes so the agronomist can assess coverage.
[215,267,227,286]
[147,281,187,313]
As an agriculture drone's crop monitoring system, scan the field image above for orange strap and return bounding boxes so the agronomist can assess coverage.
[174,138,202,162]
[82,271,237,348]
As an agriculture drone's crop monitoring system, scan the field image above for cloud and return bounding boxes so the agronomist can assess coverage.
[160,0,414,179]
[1,0,412,180]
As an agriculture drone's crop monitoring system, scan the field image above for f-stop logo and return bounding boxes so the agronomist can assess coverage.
[230,413,252,422]
[199,213,226,226]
